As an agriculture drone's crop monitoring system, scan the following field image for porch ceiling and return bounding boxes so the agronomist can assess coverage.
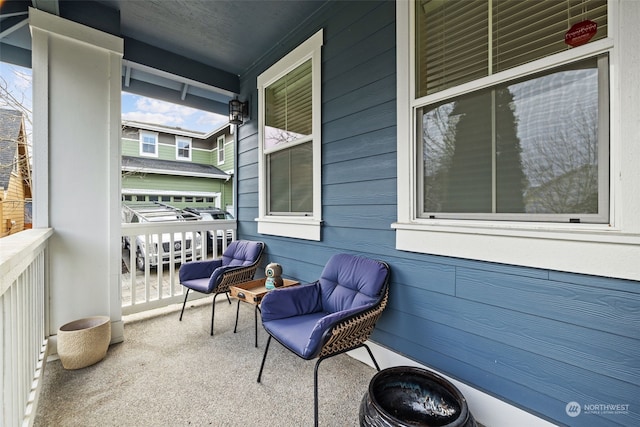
[0,0,328,114]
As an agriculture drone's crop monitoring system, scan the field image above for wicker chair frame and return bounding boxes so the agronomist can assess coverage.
[318,286,388,359]
[257,259,390,427]
[179,241,264,335]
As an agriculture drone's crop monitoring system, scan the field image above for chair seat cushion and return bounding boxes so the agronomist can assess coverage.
[180,277,212,294]
[263,304,368,359]
[263,312,328,359]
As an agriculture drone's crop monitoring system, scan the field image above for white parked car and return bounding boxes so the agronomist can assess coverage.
[122,203,202,270]
[184,207,234,253]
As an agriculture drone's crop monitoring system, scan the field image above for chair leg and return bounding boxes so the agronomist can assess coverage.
[254,306,259,348]
[310,346,376,427]
[362,343,381,371]
[257,335,272,383]
[226,291,231,304]
[179,288,190,321]
[313,356,329,427]
[211,293,220,336]
[234,300,241,333]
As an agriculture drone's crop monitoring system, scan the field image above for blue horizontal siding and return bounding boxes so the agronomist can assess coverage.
[324,74,396,123]
[323,126,396,165]
[235,1,640,426]
[323,204,395,230]
[324,178,396,206]
[322,2,394,76]
[324,151,395,185]
[457,269,640,340]
[373,326,633,427]
[323,100,396,144]
[391,283,638,385]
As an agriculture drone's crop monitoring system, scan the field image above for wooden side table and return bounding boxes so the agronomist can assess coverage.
[229,278,299,347]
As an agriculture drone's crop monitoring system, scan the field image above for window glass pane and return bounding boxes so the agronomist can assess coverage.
[420,56,605,220]
[416,0,607,98]
[268,142,312,214]
[265,59,312,149]
[142,134,156,154]
[217,138,225,162]
[177,140,190,158]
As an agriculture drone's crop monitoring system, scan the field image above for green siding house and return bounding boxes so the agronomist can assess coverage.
[121,121,235,214]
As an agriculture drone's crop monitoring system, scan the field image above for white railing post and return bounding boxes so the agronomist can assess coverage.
[0,228,53,427]
[120,220,237,315]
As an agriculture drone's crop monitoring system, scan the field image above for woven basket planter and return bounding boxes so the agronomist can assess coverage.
[57,316,111,370]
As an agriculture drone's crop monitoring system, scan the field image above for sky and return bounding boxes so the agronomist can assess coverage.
[1,62,227,135]
[121,92,227,133]
[0,62,32,114]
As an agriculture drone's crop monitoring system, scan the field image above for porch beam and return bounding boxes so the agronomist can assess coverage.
[124,37,240,95]
[0,42,31,67]
[123,78,229,116]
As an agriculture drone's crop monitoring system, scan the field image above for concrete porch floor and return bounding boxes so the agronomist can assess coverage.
[34,297,376,426]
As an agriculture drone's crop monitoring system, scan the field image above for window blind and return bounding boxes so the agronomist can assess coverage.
[417,0,607,98]
[417,0,488,97]
[265,59,312,148]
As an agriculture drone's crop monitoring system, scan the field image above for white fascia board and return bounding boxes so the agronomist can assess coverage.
[121,188,221,198]
[122,121,207,139]
[122,121,231,140]
[121,166,227,180]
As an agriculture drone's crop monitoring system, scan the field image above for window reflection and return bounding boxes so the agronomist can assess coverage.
[421,56,603,219]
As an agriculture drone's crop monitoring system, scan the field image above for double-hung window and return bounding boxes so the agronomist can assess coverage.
[416,0,608,223]
[176,136,192,161]
[140,131,158,157]
[256,30,323,240]
[394,1,640,281]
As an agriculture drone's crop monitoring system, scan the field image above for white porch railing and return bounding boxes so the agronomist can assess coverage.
[0,228,53,427]
[120,220,237,315]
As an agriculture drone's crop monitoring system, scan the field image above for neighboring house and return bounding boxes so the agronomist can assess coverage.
[121,121,235,214]
[0,108,31,237]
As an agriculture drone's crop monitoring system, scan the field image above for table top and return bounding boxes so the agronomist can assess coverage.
[230,278,299,304]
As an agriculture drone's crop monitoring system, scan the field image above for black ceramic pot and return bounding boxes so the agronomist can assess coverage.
[360,366,477,427]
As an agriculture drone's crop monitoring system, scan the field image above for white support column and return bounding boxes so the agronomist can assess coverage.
[29,8,125,347]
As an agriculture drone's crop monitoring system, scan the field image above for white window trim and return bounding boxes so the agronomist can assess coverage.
[395,0,640,282]
[139,131,158,158]
[256,29,323,241]
[217,135,225,165]
[175,136,192,161]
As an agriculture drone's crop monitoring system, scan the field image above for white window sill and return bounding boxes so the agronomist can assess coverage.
[257,216,322,241]
[393,221,640,281]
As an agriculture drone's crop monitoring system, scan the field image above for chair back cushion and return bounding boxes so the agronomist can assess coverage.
[222,240,263,267]
[319,254,389,314]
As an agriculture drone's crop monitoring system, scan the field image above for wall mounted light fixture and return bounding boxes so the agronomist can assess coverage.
[229,98,249,125]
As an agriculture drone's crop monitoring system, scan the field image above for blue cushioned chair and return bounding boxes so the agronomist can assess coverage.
[179,240,264,335]
[257,254,390,427]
